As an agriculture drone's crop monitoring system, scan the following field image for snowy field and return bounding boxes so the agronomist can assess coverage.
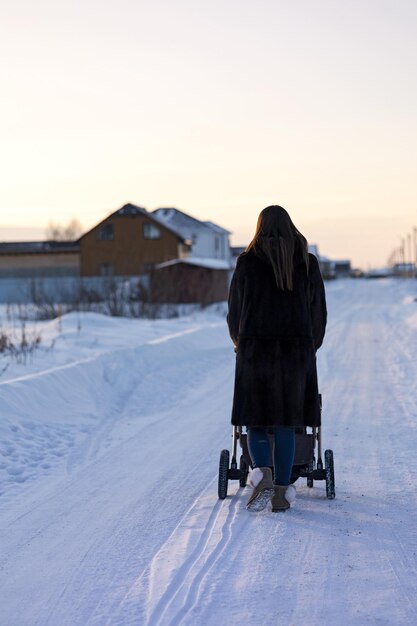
[1,279,417,626]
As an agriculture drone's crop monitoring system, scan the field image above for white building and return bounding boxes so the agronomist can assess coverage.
[152,208,231,264]
[309,244,336,279]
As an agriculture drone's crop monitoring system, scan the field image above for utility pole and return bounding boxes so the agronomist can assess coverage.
[407,234,412,276]
[414,227,417,275]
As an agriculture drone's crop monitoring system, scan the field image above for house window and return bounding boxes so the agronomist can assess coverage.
[215,236,220,251]
[97,223,114,241]
[143,222,161,240]
[100,263,113,276]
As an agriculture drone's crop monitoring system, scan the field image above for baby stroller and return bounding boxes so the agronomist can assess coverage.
[218,395,335,500]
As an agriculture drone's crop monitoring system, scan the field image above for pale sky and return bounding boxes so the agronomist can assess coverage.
[1,0,416,268]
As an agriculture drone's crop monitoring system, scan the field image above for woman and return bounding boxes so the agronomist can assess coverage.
[227,205,327,512]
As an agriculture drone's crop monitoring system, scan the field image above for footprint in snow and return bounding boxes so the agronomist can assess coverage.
[9,474,28,483]
[0,446,15,457]
[7,466,24,476]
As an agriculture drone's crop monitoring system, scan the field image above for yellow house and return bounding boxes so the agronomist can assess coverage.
[79,204,190,276]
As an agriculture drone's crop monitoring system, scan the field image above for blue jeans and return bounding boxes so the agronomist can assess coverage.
[247,426,295,485]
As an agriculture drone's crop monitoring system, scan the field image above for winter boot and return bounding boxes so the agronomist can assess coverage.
[246,467,274,512]
[271,484,296,512]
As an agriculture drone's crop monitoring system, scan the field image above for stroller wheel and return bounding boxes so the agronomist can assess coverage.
[218,449,229,499]
[325,449,336,499]
[239,455,248,488]
[307,459,315,488]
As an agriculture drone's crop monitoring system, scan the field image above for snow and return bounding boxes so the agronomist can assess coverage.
[1,279,417,625]
[202,221,231,235]
[152,208,211,237]
[155,257,231,270]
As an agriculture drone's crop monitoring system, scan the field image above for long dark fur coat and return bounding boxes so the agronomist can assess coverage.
[227,249,327,428]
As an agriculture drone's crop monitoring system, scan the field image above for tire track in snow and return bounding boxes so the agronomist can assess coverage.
[145,484,240,626]
[319,285,417,625]
[169,491,242,626]
[0,324,206,388]
[0,355,100,386]
[373,320,417,619]
[4,281,417,626]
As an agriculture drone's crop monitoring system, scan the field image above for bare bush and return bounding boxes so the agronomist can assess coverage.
[14,274,193,323]
[45,218,83,241]
[0,317,42,372]
[29,280,68,320]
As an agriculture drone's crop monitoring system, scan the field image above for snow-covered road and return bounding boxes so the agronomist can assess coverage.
[1,280,417,625]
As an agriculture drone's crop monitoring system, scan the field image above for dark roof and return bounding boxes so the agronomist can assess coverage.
[113,203,147,217]
[79,203,188,243]
[0,241,80,255]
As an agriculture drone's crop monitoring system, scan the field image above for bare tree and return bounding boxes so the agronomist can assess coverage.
[46,218,83,241]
